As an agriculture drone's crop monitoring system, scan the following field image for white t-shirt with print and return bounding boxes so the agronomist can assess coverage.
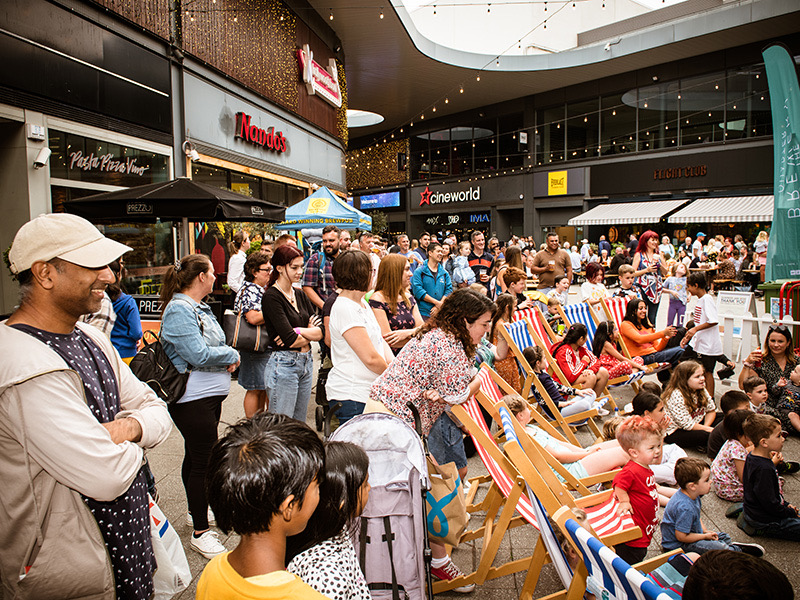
[326,296,386,404]
[690,293,723,355]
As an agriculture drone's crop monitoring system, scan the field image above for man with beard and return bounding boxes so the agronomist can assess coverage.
[414,231,431,263]
[302,225,341,310]
[338,229,352,251]
[531,231,573,295]
[0,213,172,599]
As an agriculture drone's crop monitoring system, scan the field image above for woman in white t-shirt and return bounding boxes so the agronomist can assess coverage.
[580,262,608,319]
[327,250,394,424]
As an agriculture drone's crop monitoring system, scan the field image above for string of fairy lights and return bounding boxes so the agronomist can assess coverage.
[345,80,771,191]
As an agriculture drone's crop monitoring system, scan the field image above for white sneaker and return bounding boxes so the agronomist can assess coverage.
[190,530,226,559]
[186,508,217,528]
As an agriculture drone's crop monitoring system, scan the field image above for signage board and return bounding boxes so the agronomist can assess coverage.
[360,191,400,209]
[297,44,343,108]
[234,112,288,154]
[717,291,757,338]
[548,170,568,196]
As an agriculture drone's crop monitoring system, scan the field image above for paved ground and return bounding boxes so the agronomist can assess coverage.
[150,287,800,599]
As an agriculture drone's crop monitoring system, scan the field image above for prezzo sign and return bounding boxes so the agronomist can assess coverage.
[419,185,481,206]
[234,112,288,154]
[297,44,343,108]
[70,151,150,176]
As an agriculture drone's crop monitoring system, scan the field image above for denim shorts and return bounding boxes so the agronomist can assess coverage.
[238,350,271,390]
[427,412,467,470]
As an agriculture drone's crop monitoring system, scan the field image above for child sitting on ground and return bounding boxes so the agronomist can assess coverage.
[287,441,371,600]
[776,362,800,434]
[522,345,609,418]
[710,409,753,504]
[738,413,800,540]
[198,413,326,600]
[614,265,640,300]
[707,390,751,459]
[661,457,764,556]
[612,416,664,565]
[640,380,662,396]
[742,375,769,414]
[630,391,686,486]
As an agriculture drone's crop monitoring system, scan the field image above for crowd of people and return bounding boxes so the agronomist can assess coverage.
[1,213,794,600]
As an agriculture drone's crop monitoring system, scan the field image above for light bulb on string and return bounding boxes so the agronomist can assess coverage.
[544,1,547,11]
[476,75,480,81]
[543,20,546,29]
[487,4,491,12]
[433,5,436,14]
[329,9,333,20]
[379,8,384,19]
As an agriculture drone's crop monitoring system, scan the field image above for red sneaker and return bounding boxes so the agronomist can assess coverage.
[431,558,475,593]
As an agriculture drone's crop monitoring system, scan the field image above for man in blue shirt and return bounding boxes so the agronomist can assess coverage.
[411,242,452,320]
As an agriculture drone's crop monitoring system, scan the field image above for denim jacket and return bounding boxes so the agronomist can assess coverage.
[161,293,239,373]
[411,262,453,318]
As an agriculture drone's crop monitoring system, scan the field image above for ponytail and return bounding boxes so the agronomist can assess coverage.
[228,230,247,256]
[160,254,211,311]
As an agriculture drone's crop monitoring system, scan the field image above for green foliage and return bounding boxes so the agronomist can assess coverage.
[370,210,388,236]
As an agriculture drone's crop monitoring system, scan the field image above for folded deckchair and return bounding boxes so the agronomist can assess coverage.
[500,318,604,444]
[551,507,682,600]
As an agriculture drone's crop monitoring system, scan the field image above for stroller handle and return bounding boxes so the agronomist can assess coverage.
[406,402,423,437]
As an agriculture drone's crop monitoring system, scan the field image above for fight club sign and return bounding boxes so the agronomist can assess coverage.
[234,112,288,154]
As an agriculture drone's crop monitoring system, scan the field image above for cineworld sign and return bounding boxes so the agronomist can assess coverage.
[419,185,481,206]
[234,112,288,154]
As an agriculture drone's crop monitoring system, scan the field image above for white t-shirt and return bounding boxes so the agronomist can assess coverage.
[326,296,386,404]
[691,239,704,259]
[580,281,607,318]
[227,250,246,293]
[690,293,723,355]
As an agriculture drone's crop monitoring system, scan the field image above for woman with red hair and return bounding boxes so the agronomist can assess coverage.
[632,230,669,325]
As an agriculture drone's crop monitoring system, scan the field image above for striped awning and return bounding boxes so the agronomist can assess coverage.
[667,195,774,223]
[567,200,688,226]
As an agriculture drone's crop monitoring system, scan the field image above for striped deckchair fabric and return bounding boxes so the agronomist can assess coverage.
[603,295,630,331]
[514,306,556,348]
[554,511,680,600]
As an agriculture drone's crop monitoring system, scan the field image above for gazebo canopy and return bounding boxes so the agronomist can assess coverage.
[276,186,371,231]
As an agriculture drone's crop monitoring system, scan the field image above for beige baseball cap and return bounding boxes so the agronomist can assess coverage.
[8,213,131,274]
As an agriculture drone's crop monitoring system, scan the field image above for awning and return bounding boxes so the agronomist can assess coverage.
[567,200,688,226]
[667,195,774,223]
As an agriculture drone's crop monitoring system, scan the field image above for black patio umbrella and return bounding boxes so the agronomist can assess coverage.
[63,177,285,222]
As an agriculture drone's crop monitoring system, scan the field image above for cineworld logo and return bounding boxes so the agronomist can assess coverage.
[419,185,480,206]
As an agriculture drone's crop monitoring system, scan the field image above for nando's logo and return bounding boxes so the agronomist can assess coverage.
[235,112,288,154]
[419,185,480,206]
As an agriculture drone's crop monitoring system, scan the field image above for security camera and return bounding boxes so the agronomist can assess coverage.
[182,140,200,161]
[604,43,611,52]
[33,147,51,169]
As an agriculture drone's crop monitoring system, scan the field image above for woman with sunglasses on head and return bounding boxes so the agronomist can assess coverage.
[739,324,799,433]
[631,230,669,325]
[233,251,272,418]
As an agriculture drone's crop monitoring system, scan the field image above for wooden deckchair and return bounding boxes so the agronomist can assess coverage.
[549,507,682,600]
[449,366,641,600]
[500,318,604,443]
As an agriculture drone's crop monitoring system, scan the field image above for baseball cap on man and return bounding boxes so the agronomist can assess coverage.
[8,213,131,274]
[696,231,707,238]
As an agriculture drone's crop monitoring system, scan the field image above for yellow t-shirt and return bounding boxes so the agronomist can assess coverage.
[196,553,331,600]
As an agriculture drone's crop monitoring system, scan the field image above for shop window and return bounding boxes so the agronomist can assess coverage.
[409,135,429,180]
[473,117,497,173]
[725,66,772,141]
[450,127,473,175]
[678,72,726,146]
[637,82,678,151]
[498,113,524,170]
[97,221,175,296]
[600,92,637,156]
[429,131,450,178]
[48,130,170,187]
[567,99,599,161]
[192,164,228,189]
[538,106,565,164]
[264,179,287,205]
[287,185,307,207]
[230,172,262,198]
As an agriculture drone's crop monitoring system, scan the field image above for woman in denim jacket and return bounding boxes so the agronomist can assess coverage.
[160,254,240,559]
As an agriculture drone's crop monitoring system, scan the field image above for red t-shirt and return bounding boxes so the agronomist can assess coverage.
[613,460,659,547]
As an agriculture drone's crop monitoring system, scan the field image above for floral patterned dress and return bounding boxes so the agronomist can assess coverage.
[711,438,747,501]
[369,328,474,434]
[754,355,799,432]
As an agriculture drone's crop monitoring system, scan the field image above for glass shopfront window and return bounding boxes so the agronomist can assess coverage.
[567,99,599,161]
[191,163,304,206]
[678,73,726,146]
[600,92,636,156]
[637,82,679,151]
[725,66,771,140]
[538,106,565,165]
[499,114,524,170]
[99,221,175,296]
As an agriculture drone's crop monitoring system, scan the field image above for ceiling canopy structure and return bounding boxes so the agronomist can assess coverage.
[304,0,800,142]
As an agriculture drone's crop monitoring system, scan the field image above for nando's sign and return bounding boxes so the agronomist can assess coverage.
[234,112,288,154]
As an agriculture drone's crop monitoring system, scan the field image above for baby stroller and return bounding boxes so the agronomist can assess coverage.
[329,409,433,600]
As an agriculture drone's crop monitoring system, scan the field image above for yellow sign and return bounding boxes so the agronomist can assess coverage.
[548,171,568,196]
[306,197,331,214]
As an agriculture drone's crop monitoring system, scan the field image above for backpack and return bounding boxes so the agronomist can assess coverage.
[129,331,189,404]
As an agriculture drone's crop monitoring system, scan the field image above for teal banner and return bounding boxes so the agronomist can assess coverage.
[763,44,800,280]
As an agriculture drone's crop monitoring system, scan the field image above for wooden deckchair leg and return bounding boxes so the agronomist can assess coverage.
[518,536,549,600]
[474,480,525,583]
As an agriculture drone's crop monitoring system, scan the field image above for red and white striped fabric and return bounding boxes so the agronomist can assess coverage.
[513,309,551,348]
[603,296,629,330]
[467,368,636,536]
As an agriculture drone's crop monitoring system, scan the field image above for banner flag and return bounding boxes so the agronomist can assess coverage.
[763,44,800,280]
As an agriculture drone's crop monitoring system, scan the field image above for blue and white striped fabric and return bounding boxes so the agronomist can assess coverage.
[564,518,673,600]
[505,319,536,357]
[562,302,598,348]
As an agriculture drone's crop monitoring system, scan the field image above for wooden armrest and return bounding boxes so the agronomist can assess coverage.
[632,549,682,573]
[578,469,621,486]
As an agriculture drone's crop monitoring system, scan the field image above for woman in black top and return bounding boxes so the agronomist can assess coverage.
[262,244,322,420]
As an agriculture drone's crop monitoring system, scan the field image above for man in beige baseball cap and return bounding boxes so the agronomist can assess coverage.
[0,212,172,599]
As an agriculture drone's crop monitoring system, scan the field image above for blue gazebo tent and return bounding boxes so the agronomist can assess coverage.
[276,186,371,231]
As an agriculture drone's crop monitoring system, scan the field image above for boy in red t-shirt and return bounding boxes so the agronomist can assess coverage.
[612,415,663,564]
